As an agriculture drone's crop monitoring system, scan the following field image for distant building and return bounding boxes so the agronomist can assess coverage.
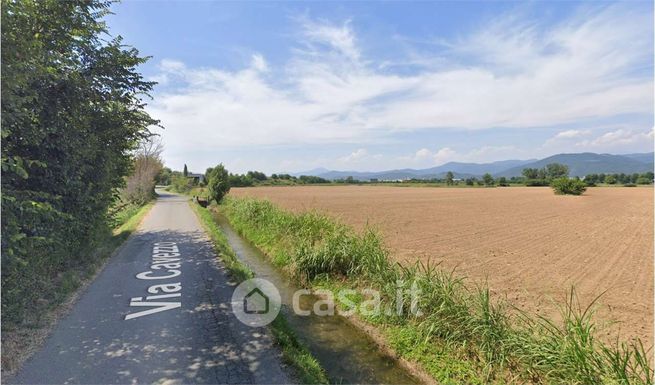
[187,172,204,184]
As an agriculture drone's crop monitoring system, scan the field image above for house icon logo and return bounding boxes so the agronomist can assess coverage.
[244,287,269,314]
[231,278,280,327]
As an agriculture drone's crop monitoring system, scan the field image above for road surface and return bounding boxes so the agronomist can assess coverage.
[12,192,293,384]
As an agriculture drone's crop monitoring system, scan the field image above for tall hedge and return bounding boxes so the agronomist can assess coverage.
[1,0,158,324]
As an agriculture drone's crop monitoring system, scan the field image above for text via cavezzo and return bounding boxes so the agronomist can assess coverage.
[125,242,182,320]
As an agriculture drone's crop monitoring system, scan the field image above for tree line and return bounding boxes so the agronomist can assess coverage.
[164,162,653,200]
[583,172,653,186]
[163,167,331,190]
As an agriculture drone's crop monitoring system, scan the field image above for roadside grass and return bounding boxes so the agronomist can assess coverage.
[189,202,329,385]
[219,196,654,385]
[112,202,155,236]
[1,200,154,375]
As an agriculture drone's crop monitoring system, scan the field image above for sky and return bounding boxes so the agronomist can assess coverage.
[106,1,654,174]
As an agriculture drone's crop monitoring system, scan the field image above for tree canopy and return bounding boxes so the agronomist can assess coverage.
[207,164,231,203]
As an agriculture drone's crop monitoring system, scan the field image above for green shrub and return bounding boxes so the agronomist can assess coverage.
[551,177,587,195]
[168,174,193,193]
[525,179,549,186]
[636,177,652,185]
[604,175,618,184]
[207,164,230,203]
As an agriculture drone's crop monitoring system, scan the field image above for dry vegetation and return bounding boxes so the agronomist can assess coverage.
[230,185,654,346]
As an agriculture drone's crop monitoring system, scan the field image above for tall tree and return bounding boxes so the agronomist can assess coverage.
[483,173,494,186]
[545,163,569,179]
[445,171,454,186]
[207,164,231,203]
[1,0,158,323]
[522,168,539,179]
[183,164,188,177]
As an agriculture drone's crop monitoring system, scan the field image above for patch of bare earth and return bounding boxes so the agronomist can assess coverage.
[231,185,654,346]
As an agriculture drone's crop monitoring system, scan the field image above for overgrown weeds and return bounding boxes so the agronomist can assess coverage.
[221,196,653,385]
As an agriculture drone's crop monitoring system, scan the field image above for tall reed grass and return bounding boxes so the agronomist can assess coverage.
[221,196,653,385]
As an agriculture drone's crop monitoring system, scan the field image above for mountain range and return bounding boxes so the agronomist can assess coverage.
[292,152,654,180]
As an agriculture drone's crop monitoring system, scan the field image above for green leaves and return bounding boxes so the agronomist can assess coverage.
[1,0,158,326]
[207,164,231,203]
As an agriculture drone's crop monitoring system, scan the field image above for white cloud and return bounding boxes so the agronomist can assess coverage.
[297,17,360,62]
[398,147,457,165]
[553,129,591,140]
[414,148,433,159]
[399,145,533,167]
[433,147,457,165]
[149,5,653,169]
[339,148,369,162]
[159,59,186,72]
[466,145,519,160]
[334,148,384,169]
[576,129,655,149]
[543,129,592,146]
[250,54,269,72]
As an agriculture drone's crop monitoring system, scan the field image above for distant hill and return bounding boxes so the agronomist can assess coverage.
[291,167,330,177]
[621,152,654,164]
[290,152,653,181]
[495,153,654,177]
[416,159,536,176]
[315,169,478,181]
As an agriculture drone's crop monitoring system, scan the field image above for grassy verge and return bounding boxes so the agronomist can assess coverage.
[219,196,653,385]
[189,202,329,384]
[1,200,154,375]
[112,202,155,235]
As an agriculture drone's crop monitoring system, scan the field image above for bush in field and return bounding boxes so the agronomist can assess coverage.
[551,177,587,195]
[207,164,230,203]
[525,178,549,186]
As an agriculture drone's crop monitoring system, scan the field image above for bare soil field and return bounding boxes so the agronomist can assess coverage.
[230,186,654,345]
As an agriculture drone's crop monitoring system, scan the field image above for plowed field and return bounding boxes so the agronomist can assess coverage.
[230,185,654,345]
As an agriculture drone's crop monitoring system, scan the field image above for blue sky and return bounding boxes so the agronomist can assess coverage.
[106,1,654,174]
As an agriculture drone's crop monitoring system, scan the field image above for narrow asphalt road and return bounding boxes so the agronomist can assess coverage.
[12,192,293,385]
